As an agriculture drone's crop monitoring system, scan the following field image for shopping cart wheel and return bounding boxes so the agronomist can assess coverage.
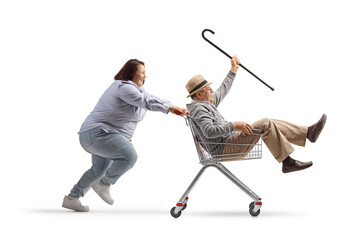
[249,202,261,217]
[170,207,182,218]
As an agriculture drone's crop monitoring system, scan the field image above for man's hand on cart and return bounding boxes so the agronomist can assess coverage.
[232,121,253,136]
[169,107,189,116]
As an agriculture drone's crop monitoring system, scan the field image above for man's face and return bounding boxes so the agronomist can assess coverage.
[196,87,214,103]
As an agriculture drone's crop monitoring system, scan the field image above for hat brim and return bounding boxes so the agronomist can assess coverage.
[186,82,213,98]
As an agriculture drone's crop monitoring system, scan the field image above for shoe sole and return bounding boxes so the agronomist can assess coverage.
[92,184,114,205]
[311,114,327,143]
[282,162,313,173]
[62,202,89,212]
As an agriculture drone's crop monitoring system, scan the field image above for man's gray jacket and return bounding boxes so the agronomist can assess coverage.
[186,71,236,155]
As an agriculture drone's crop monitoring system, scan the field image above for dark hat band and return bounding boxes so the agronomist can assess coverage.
[189,80,208,94]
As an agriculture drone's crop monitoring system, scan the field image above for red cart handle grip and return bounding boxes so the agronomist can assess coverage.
[174,110,183,115]
[174,110,189,116]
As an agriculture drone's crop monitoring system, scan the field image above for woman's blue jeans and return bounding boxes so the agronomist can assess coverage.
[69,127,138,198]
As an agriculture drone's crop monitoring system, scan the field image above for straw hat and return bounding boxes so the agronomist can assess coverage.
[186,75,213,98]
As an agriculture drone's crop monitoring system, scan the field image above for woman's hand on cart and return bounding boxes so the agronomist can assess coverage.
[232,121,253,136]
[169,107,189,116]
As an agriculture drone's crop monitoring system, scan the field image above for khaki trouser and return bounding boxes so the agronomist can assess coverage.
[223,118,308,163]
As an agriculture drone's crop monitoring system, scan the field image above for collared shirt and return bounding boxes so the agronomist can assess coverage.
[79,80,172,140]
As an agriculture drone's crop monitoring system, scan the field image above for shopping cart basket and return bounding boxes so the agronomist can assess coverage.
[170,115,263,218]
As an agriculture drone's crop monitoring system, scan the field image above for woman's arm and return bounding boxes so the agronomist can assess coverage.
[118,84,187,115]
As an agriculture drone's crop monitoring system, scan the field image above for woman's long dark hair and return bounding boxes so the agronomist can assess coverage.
[114,59,145,80]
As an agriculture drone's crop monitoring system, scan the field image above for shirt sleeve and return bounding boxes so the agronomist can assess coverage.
[212,71,236,108]
[117,84,173,114]
[192,105,234,139]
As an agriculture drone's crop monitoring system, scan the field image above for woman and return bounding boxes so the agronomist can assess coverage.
[62,59,187,212]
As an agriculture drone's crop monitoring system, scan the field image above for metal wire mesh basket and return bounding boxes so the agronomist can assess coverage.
[187,117,262,163]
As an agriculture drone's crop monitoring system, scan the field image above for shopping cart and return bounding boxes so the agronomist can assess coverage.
[170,114,263,218]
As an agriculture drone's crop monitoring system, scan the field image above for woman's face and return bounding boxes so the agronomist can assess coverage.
[131,64,146,87]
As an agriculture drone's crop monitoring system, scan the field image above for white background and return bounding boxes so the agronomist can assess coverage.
[1,0,359,239]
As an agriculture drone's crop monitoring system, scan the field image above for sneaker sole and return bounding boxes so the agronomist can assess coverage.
[62,202,89,212]
[92,185,114,205]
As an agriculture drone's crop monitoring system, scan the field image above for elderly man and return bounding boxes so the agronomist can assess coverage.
[185,56,326,173]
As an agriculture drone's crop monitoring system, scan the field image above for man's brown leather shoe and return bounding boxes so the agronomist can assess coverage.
[307,114,327,143]
[282,160,313,173]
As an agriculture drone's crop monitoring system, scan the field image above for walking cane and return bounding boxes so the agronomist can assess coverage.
[202,29,275,91]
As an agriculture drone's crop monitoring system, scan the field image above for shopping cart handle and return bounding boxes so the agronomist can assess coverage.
[174,110,189,116]
[174,110,182,115]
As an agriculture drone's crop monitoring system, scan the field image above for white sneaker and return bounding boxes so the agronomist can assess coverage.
[62,195,89,212]
[92,180,114,205]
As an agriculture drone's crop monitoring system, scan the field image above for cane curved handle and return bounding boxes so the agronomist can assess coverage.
[201,29,274,91]
[202,29,232,59]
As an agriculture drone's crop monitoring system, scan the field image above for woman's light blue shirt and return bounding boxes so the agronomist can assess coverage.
[79,80,172,140]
